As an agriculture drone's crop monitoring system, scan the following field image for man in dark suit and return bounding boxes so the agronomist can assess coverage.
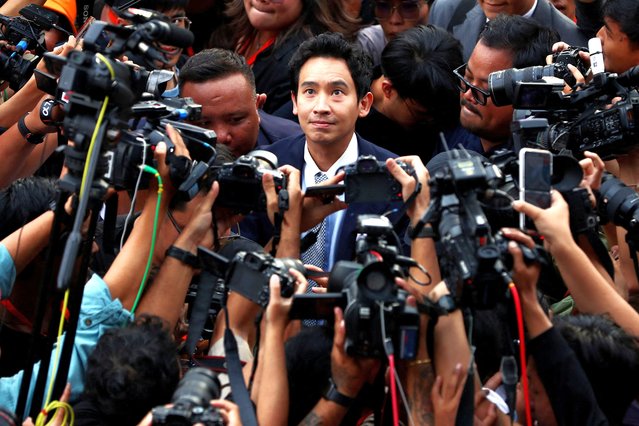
[429,0,588,60]
[179,48,302,158]
[238,33,407,270]
[451,15,559,156]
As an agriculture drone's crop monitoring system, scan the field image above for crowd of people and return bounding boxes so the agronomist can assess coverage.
[0,0,639,424]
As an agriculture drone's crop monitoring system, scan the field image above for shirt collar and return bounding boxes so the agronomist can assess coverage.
[303,133,359,186]
[522,0,538,18]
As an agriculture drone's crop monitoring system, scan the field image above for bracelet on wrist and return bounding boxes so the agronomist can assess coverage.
[165,245,199,268]
[18,113,45,145]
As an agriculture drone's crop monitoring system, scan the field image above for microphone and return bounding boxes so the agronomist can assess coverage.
[500,355,518,421]
[141,20,194,48]
[588,37,605,76]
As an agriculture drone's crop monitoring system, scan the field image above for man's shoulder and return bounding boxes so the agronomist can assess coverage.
[428,0,460,27]
[262,134,306,166]
[357,135,397,160]
[257,110,303,146]
[534,0,588,45]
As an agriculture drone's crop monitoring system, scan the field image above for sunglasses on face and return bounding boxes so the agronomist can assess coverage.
[453,63,491,105]
[374,0,422,20]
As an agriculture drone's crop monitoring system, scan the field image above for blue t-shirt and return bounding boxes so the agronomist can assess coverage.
[0,271,133,414]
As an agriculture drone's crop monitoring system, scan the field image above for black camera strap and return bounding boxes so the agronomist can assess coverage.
[184,270,217,360]
[271,188,289,256]
[223,309,258,426]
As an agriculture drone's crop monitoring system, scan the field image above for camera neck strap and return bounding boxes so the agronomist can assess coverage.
[184,270,217,360]
[223,308,259,426]
[271,188,289,256]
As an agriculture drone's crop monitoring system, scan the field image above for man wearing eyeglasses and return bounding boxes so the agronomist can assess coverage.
[428,0,587,61]
[452,15,558,156]
[357,0,431,67]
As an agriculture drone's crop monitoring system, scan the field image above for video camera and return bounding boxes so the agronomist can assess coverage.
[152,368,223,426]
[412,150,549,308]
[0,4,68,90]
[489,58,639,159]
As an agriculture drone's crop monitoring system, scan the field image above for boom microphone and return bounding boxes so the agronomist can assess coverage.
[141,20,194,48]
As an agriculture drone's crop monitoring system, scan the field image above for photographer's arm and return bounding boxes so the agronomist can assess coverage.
[103,142,173,309]
[298,307,380,426]
[514,191,639,336]
[135,184,218,329]
[387,157,441,292]
[0,0,44,16]
[253,272,306,426]
[0,107,58,188]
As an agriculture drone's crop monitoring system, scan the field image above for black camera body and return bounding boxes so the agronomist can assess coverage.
[552,48,589,87]
[152,368,224,426]
[211,151,286,214]
[0,4,62,90]
[328,215,419,359]
[343,156,413,204]
[225,251,304,307]
[598,173,639,246]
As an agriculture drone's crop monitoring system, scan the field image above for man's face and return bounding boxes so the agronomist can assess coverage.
[458,42,514,144]
[181,73,260,157]
[375,0,429,40]
[597,17,639,73]
[244,0,303,32]
[478,0,535,19]
[292,57,372,148]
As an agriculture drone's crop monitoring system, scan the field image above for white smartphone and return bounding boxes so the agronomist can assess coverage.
[519,148,552,229]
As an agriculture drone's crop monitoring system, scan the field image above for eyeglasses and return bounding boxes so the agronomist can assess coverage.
[374,1,422,20]
[170,16,192,30]
[453,63,491,105]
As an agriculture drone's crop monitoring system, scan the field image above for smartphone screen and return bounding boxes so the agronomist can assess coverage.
[519,148,552,229]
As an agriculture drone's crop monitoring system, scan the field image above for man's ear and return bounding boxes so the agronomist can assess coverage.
[291,91,298,116]
[358,92,374,118]
[256,93,267,110]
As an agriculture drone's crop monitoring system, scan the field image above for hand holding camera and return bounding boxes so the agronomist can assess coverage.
[385,156,429,225]
[513,190,572,250]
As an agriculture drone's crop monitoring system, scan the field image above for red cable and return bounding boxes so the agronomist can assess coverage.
[509,283,533,426]
[388,354,399,426]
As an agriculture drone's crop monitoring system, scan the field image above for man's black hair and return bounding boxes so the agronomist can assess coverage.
[178,48,256,95]
[479,14,560,68]
[289,32,373,100]
[381,24,463,130]
[554,314,639,424]
[0,177,56,240]
[81,315,180,424]
[602,0,639,45]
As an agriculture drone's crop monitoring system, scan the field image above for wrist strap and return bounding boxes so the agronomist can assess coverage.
[165,245,199,268]
[323,378,356,407]
[18,113,45,145]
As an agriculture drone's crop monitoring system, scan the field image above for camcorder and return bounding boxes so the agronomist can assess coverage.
[414,150,553,308]
[0,4,68,90]
[489,56,639,159]
[152,368,224,426]
[598,173,639,248]
[291,215,421,359]
[199,245,305,308]
[342,155,413,204]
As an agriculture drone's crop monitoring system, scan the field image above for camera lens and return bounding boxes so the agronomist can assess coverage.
[489,66,555,107]
[171,367,221,410]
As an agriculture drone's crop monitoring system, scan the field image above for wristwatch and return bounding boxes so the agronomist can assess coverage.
[407,224,435,239]
[418,294,458,325]
[165,245,199,268]
[18,113,45,145]
[323,378,355,407]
